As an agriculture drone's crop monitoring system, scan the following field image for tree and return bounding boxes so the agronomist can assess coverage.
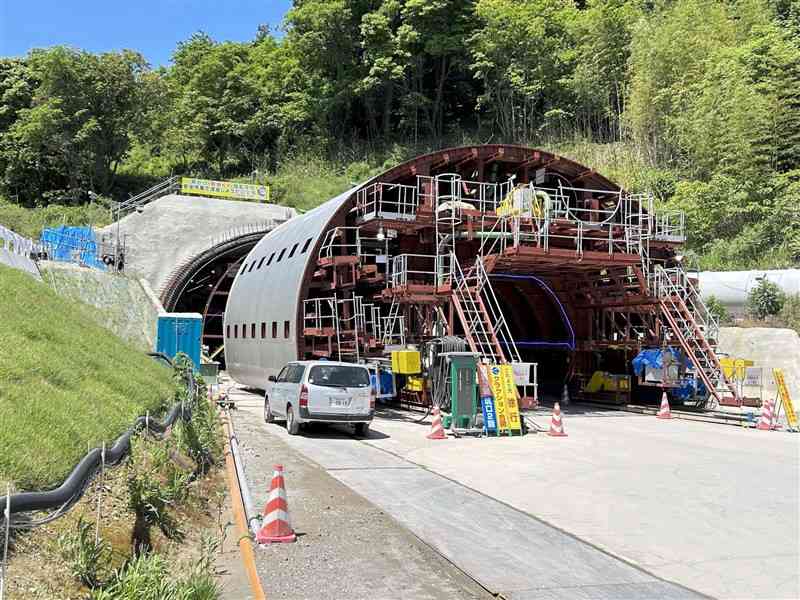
[747,278,785,319]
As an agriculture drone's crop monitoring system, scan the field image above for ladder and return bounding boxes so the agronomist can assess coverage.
[381,297,405,346]
[652,266,737,406]
[450,254,521,365]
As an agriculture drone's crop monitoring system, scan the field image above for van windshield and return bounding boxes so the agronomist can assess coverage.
[308,365,370,388]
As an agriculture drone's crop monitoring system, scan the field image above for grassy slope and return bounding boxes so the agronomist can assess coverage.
[0,264,174,490]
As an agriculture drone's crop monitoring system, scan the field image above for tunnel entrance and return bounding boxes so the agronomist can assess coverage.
[160,232,267,367]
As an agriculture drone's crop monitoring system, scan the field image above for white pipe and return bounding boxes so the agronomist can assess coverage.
[698,269,800,308]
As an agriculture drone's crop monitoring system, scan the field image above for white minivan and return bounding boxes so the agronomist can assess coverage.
[264,360,375,436]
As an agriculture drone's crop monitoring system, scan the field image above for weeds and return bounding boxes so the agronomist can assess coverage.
[58,517,110,588]
[90,544,219,600]
[127,436,189,553]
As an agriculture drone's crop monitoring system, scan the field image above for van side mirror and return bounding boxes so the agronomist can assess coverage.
[268,375,277,383]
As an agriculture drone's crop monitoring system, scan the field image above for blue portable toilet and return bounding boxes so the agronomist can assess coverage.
[156,313,203,370]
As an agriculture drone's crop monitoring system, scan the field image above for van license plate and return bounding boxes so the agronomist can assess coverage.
[330,398,351,408]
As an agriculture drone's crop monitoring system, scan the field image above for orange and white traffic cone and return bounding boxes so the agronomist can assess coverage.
[656,391,672,419]
[427,406,447,440]
[548,402,567,437]
[756,398,775,431]
[256,465,296,544]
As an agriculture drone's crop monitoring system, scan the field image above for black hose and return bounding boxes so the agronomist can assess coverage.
[0,401,190,518]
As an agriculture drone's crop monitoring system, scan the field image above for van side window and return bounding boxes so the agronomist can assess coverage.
[287,365,305,384]
[276,366,289,382]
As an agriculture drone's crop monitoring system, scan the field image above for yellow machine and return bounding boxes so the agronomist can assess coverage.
[391,349,421,374]
[584,371,630,393]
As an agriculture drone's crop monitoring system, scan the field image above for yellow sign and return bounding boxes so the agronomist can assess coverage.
[180,178,270,202]
[487,364,522,434]
[720,357,754,380]
[773,369,798,430]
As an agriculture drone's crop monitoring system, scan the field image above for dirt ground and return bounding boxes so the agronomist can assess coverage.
[231,409,493,600]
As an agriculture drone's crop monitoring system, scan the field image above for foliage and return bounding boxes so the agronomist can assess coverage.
[173,367,223,476]
[747,278,786,319]
[91,552,219,600]
[704,295,730,326]
[58,517,111,588]
[0,264,174,490]
[0,0,798,269]
[778,293,800,333]
[0,197,111,239]
[127,435,190,553]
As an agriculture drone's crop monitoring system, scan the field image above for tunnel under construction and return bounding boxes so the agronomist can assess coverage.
[223,144,739,410]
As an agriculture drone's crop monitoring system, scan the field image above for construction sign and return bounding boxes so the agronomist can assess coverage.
[773,369,798,431]
[487,364,522,434]
[180,177,270,202]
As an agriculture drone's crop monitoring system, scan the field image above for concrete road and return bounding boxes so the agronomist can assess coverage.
[229,396,493,600]
[231,388,781,599]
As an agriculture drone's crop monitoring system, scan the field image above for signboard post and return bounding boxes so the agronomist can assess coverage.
[773,369,798,432]
[487,364,523,435]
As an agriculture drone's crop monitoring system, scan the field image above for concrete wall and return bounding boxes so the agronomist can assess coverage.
[101,194,296,294]
[717,327,800,406]
[40,262,161,352]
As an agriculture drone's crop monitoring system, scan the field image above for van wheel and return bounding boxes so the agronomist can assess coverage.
[354,423,370,438]
[286,406,300,435]
[264,398,274,423]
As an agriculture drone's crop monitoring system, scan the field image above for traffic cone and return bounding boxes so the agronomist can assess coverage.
[656,391,672,419]
[427,406,447,440]
[756,398,775,431]
[548,402,567,437]
[256,465,296,544]
[561,383,570,407]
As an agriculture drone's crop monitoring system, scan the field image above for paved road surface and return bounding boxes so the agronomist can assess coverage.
[228,388,763,599]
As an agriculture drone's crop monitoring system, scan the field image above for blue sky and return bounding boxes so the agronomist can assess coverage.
[0,0,293,66]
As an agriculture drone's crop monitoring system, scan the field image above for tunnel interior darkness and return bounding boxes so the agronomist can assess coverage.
[490,275,574,395]
[160,234,264,368]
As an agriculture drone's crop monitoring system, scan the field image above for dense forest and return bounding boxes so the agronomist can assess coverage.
[1,0,799,270]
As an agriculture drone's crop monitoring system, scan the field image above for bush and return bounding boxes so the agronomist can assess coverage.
[704,295,730,325]
[747,278,786,319]
[778,294,800,333]
[127,436,189,553]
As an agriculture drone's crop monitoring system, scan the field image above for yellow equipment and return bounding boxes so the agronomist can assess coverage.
[405,375,425,392]
[773,369,798,431]
[584,371,630,393]
[720,357,754,380]
[391,350,421,374]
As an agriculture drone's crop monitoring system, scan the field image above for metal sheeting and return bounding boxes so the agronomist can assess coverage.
[0,224,42,280]
[224,188,356,388]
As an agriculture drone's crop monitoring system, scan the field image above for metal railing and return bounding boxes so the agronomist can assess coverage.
[112,176,180,219]
[390,254,441,289]
[318,227,362,261]
[354,182,418,222]
[303,297,339,332]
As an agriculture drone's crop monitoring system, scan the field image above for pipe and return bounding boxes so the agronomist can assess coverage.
[227,415,261,537]
[0,402,189,518]
[221,412,266,600]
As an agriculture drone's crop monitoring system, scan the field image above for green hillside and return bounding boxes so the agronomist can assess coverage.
[0,264,174,490]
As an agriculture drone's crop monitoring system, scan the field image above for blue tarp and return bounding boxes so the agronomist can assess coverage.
[631,347,682,376]
[40,226,106,270]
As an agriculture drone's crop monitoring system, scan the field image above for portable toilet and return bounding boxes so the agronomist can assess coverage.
[156,313,203,370]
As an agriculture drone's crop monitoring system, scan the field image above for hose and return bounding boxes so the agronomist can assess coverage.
[0,401,191,522]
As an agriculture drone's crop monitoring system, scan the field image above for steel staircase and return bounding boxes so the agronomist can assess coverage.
[450,254,521,365]
[652,265,737,406]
